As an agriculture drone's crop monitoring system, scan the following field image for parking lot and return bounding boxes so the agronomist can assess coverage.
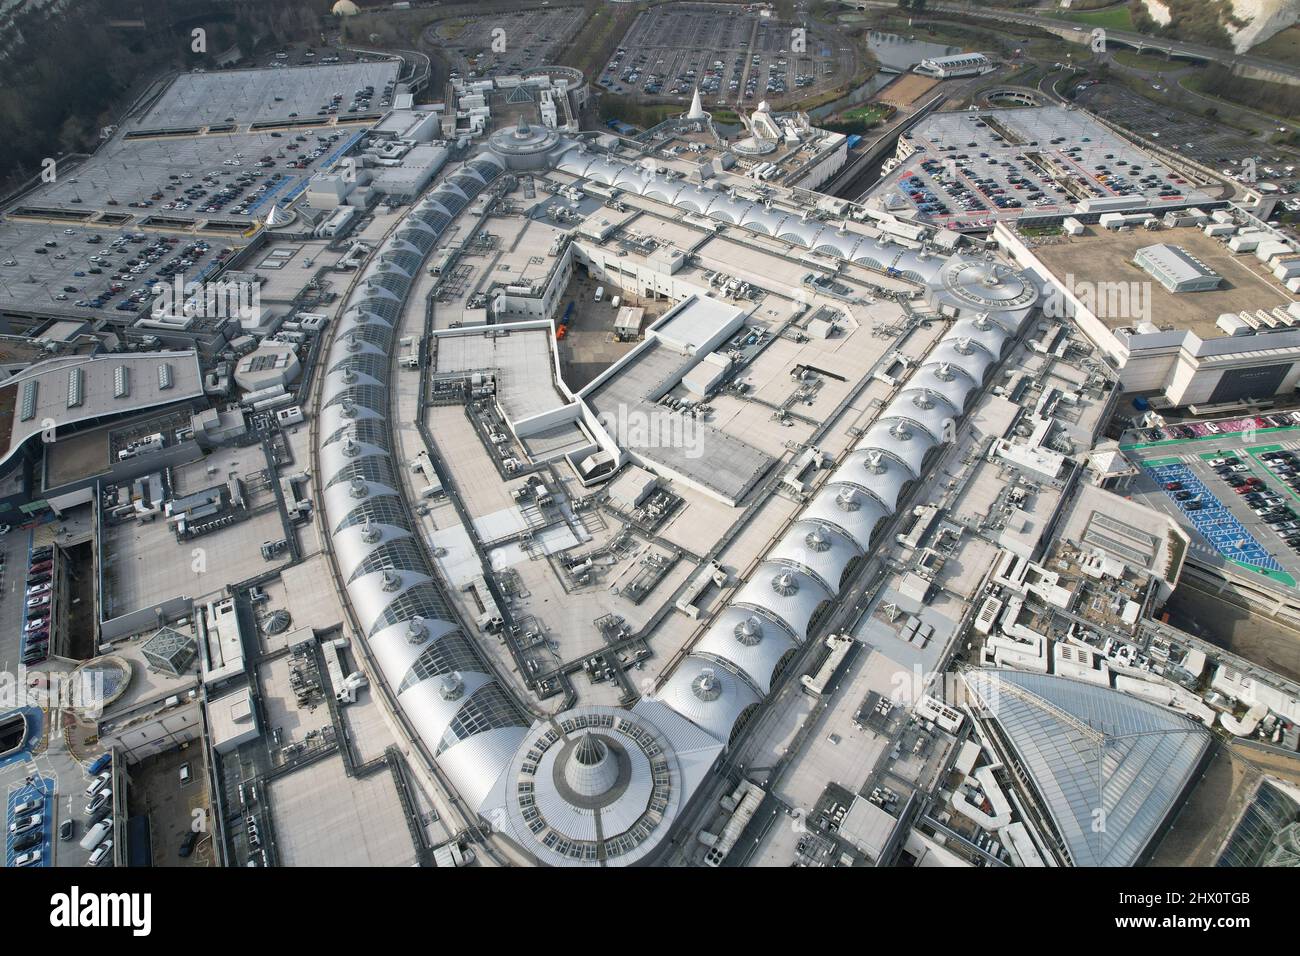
[0,536,59,674]
[870,107,1211,229]
[2,709,112,870]
[436,7,586,79]
[1126,425,1300,586]
[131,62,401,131]
[17,541,56,669]
[602,5,851,107]
[1143,461,1282,571]
[3,749,117,868]
[0,223,235,317]
[0,531,33,678]
[24,124,362,224]
[1076,83,1298,189]
[5,770,55,868]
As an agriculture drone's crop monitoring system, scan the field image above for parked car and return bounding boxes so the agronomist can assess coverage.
[87,753,111,776]
[85,771,110,798]
[9,813,41,835]
[88,839,112,867]
[85,788,111,815]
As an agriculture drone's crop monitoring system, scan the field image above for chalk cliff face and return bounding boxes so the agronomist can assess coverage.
[1143,0,1175,26]
[1139,0,1299,53]
[1227,0,1300,51]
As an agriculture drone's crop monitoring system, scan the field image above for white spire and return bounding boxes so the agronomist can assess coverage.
[687,86,706,120]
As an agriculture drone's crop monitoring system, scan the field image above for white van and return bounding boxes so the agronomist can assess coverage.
[79,820,111,851]
[594,286,604,303]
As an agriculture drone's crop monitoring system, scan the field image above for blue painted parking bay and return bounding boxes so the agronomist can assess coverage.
[5,772,55,867]
[1144,462,1283,573]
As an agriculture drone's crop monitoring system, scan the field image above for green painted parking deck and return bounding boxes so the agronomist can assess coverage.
[1231,561,1297,588]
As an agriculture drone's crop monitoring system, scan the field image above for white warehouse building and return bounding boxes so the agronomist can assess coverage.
[914,52,993,79]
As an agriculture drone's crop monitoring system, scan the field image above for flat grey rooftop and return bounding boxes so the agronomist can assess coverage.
[433,327,572,423]
[101,497,289,617]
[585,340,774,503]
[268,756,419,867]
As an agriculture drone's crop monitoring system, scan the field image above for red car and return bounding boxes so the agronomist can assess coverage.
[1164,482,1183,491]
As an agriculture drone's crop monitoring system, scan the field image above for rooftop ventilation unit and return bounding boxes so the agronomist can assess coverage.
[772,571,800,596]
[158,363,174,390]
[691,667,722,702]
[406,616,427,643]
[735,615,764,646]
[113,365,130,399]
[440,671,465,701]
[806,526,833,553]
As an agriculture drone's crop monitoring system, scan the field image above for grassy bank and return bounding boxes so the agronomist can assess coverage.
[1055,6,1135,31]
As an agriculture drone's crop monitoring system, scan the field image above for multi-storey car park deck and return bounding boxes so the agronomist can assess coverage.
[128,63,402,132]
[0,63,411,333]
[14,66,396,216]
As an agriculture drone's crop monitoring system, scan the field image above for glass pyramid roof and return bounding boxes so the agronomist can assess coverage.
[964,669,1212,867]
